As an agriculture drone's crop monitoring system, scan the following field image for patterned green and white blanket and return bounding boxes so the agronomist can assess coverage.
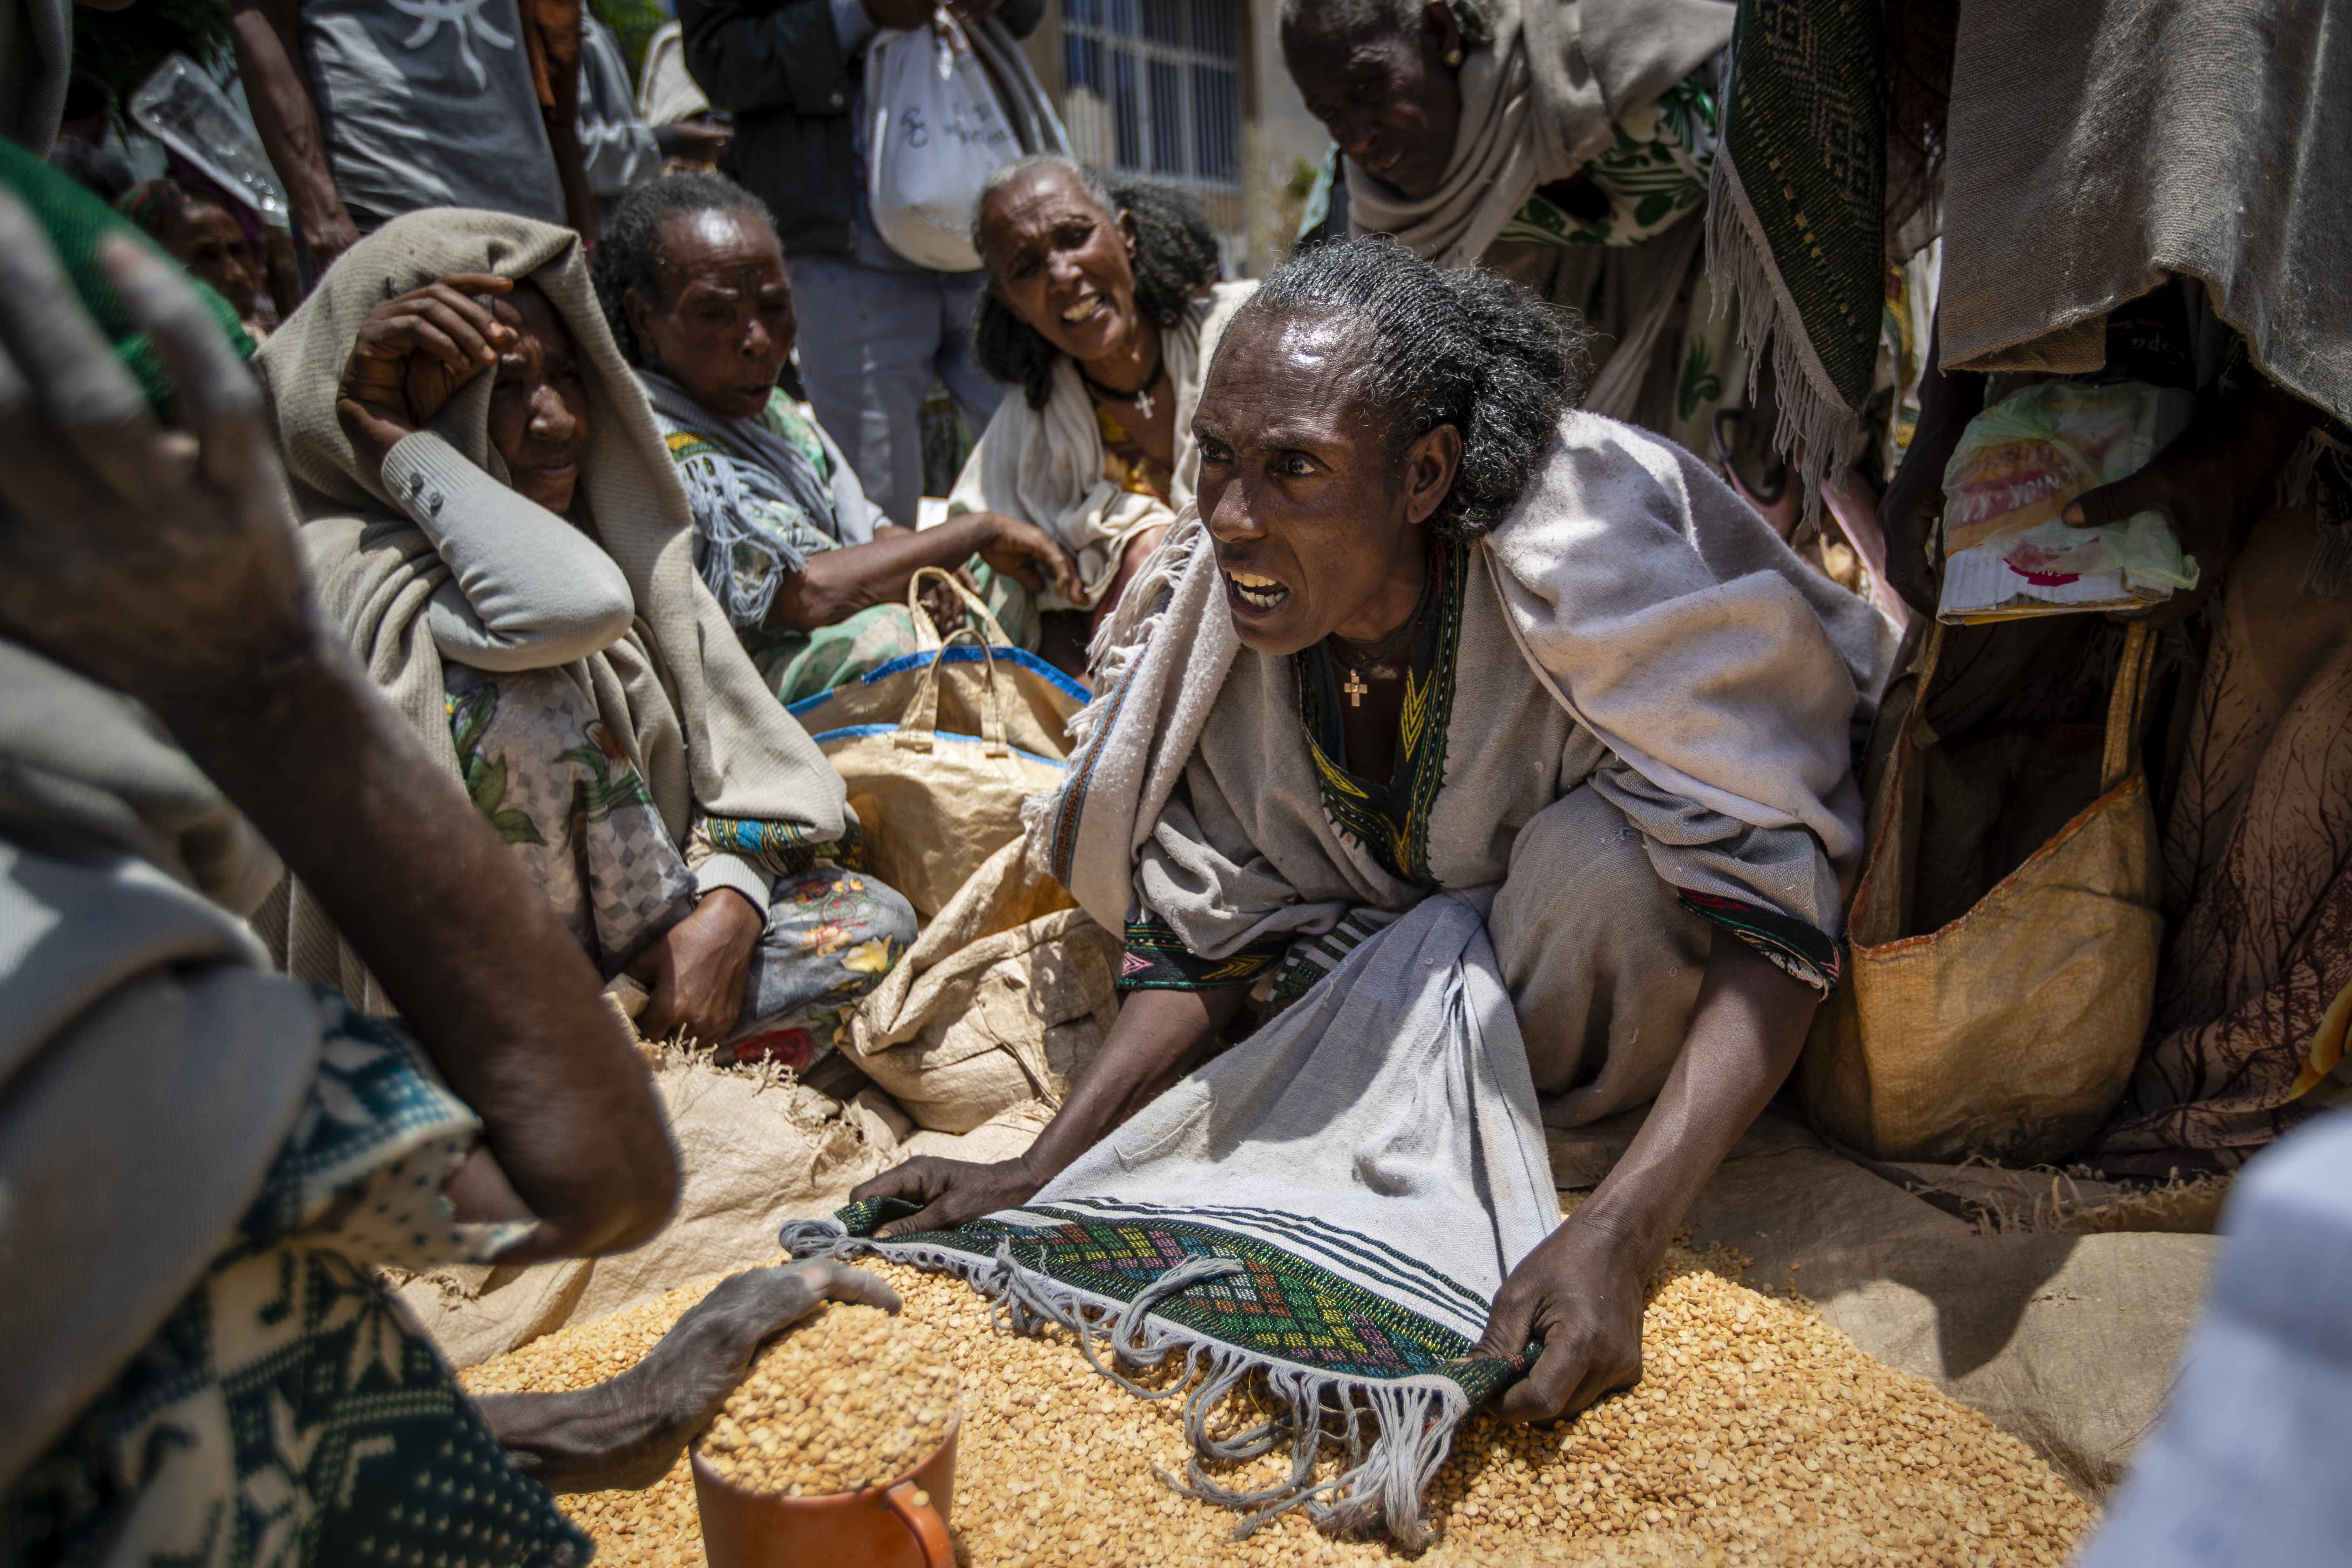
[786,892,1559,1545]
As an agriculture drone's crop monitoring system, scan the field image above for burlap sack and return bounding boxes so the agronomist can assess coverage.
[392,1054,893,1369]
[1800,621,2162,1163]
[842,838,1122,1133]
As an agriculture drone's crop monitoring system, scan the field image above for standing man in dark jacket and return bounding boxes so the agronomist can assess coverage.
[679,0,1044,529]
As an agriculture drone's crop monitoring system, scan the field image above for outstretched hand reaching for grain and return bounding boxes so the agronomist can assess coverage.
[1474,943,1818,1422]
[473,1260,903,1493]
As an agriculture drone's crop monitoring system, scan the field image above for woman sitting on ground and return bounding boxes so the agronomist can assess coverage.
[947,156,1254,667]
[260,208,918,1070]
[594,174,1082,703]
[117,177,274,343]
[861,239,1897,1419]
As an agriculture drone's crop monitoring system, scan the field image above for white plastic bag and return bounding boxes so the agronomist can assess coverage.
[866,11,1021,272]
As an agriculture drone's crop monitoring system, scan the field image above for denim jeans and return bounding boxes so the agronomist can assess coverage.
[783,256,1005,529]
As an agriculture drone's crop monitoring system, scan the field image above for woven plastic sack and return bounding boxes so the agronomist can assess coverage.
[789,567,1086,761]
[1798,621,2163,1164]
[843,839,1121,1133]
[1937,380,2196,620]
[812,587,1069,920]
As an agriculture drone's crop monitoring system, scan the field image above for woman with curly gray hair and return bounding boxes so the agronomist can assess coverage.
[858,240,1897,1443]
[939,156,1251,661]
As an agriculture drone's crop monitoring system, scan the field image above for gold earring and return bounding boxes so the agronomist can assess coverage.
[1444,47,1463,65]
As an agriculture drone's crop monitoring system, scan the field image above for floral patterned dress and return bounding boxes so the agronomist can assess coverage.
[444,661,915,1069]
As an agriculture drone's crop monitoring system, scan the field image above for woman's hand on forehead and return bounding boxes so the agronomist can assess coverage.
[336,272,517,479]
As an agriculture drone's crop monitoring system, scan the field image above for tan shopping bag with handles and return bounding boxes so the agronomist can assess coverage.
[816,613,1068,923]
[1799,620,2163,1164]
[788,566,1086,760]
[843,838,1121,1133]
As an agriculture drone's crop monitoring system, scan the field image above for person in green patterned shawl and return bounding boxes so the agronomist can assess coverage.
[0,182,899,1568]
[1284,0,1743,462]
[265,207,922,1072]
[595,174,1083,702]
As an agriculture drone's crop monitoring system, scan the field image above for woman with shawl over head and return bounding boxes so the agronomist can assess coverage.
[1282,0,1740,460]
[258,208,918,1072]
[857,241,1897,1421]
[946,156,1256,671]
[595,174,1084,704]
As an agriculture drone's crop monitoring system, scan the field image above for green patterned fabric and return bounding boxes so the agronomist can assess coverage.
[1494,70,1720,250]
[830,1200,1532,1403]
[2,990,584,1568]
[1708,0,1884,509]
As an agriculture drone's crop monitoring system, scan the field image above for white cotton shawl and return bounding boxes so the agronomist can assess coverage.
[942,281,1256,612]
[1345,0,1733,270]
[1031,410,1897,931]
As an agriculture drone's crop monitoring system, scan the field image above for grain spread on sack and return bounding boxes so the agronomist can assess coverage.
[696,1303,959,1495]
[457,1238,2099,1566]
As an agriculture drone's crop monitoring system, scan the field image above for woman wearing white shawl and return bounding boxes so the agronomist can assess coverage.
[1283,0,1741,455]
[860,242,1896,1423]
[258,208,917,1068]
[943,157,1255,666]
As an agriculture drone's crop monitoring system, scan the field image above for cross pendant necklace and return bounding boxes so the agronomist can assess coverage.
[1081,354,1166,423]
[1343,668,1370,707]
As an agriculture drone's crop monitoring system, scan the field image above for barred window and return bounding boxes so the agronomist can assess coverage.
[1061,0,1243,193]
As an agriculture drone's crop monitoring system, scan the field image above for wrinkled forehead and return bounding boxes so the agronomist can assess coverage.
[982,165,1112,242]
[1281,7,1409,76]
[1202,305,1386,440]
[491,281,577,360]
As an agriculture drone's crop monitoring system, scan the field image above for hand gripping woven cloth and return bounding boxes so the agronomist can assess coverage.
[783,891,1559,1544]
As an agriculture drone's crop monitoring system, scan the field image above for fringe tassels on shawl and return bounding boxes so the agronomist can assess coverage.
[781,1219,1466,1547]
[1703,0,1886,531]
[1705,149,1869,533]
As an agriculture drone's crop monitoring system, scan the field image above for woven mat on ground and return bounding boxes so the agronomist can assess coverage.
[785,892,1561,1546]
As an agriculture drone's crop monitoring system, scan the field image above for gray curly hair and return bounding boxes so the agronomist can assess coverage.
[1217,238,1584,539]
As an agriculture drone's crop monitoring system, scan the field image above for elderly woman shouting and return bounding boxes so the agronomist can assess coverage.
[595,175,1083,702]
[260,209,918,1070]
[944,156,1255,664]
[1284,0,1737,449]
[859,240,1896,1421]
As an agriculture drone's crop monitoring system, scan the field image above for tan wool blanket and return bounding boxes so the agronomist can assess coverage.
[943,281,1255,612]
[1938,0,2352,427]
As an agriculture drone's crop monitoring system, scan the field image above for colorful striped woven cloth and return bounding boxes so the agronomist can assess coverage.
[785,892,1558,1544]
